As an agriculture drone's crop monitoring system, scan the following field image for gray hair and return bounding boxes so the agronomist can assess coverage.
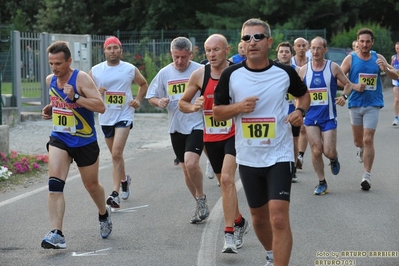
[241,18,271,38]
[170,37,192,52]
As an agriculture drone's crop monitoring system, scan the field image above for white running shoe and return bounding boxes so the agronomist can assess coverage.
[205,160,215,179]
[120,175,131,200]
[356,147,363,163]
[222,233,237,254]
[393,117,398,126]
[361,173,371,191]
[100,205,113,239]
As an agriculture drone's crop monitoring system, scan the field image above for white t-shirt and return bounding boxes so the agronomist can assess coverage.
[145,61,203,134]
[91,61,136,125]
[214,61,308,167]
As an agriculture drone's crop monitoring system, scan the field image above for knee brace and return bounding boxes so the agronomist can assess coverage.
[48,177,65,192]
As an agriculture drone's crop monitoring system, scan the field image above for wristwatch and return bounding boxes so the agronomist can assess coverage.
[295,107,306,117]
[73,93,80,103]
[342,94,348,100]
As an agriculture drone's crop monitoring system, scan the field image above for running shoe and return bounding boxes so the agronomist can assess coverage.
[106,193,120,209]
[190,210,202,224]
[292,173,298,183]
[357,147,363,163]
[120,175,131,200]
[361,173,371,191]
[234,219,249,249]
[393,117,398,126]
[265,256,274,266]
[41,230,66,249]
[314,183,328,195]
[174,157,179,165]
[205,159,215,179]
[100,205,113,239]
[197,195,209,220]
[296,154,303,170]
[222,233,237,254]
[329,157,340,175]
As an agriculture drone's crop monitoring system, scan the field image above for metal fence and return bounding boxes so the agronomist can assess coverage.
[0,28,338,123]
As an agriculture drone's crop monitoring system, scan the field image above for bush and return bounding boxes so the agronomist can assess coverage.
[330,21,394,60]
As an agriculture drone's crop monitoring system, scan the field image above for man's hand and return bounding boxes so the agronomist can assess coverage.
[42,104,52,120]
[286,109,304,126]
[158,97,170,108]
[240,96,259,113]
[129,99,141,109]
[193,96,204,112]
[98,86,107,96]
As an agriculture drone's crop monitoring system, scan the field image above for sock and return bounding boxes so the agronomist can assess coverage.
[99,209,109,221]
[330,157,337,163]
[299,152,304,157]
[266,250,274,261]
[234,215,245,227]
[319,179,327,185]
[224,227,234,234]
[111,191,119,197]
[52,229,63,237]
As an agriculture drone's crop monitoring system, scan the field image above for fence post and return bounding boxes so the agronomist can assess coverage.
[40,32,50,106]
[12,31,21,123]
[0,35,10,125]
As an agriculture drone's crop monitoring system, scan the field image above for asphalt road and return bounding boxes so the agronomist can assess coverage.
[1,89,399,266]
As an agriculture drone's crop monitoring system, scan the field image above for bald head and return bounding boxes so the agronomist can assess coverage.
[204,34,229,48]
[294,37,308,45]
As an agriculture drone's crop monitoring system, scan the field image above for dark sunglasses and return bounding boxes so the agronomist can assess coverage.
[241,33,268,42]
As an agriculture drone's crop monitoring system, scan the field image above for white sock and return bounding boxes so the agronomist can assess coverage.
[266,250,273,261]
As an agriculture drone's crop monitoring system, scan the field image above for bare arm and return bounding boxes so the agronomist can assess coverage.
[286,91,310,125]
[178,68,204,113]
[73,71,106,113]
[42,75,53,120]
[377,54,399,80]
[130,68,149,109]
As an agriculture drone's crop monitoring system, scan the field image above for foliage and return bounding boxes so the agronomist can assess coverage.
[330,21,394,60]
[0,151,48,181]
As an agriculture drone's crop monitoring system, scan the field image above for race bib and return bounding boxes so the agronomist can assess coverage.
[52,107,76,134]
[286,93,295,105]
[359,73,377,91]
[204,110,232,134]
[167,79,188,101]
[105,91,126,109]
[309,87,328,106]
[241,117,276,146]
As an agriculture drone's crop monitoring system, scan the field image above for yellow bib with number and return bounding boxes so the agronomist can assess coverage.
[105,91,126,109]
[52,107,76,134]
[167,80,188,101]
[204,110,232,134]
[359,73,377,91]
[241,117,276,146]
[309,88,328,106]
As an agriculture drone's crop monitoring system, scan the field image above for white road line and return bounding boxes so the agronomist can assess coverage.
[72,247,112,256]
[197,179,243,266]
[112,204,149,213]
[0,161,114,208]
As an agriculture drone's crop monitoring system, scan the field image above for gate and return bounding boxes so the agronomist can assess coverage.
[14,31,49,113]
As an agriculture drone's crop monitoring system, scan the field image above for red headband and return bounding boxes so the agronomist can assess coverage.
[104,37,121,49]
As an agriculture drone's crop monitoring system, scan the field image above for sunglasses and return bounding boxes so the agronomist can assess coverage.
[241,33,268,42]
